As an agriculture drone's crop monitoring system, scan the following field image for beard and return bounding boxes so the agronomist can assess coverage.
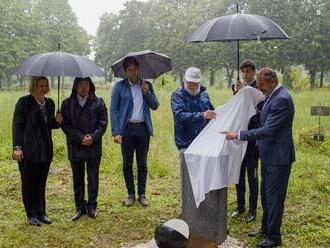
[184,82,201,96]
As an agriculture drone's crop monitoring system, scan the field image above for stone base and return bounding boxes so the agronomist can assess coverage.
[181,151,228,245]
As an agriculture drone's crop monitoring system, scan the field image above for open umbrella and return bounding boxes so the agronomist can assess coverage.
[187,4,289,80]
[111,50,172,79]
[11,48,104,109]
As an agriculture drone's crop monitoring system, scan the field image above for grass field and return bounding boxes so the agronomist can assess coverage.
[0,81,329,248]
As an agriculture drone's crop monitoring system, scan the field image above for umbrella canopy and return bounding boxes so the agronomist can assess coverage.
[187,11,289,80]
[11,51,104,77]
[111,50,172,79]
[188,13,289,42]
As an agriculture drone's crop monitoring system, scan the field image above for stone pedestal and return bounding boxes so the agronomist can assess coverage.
[180,151,227,245]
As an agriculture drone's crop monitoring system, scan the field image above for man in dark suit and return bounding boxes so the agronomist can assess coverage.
[222,68,295,247]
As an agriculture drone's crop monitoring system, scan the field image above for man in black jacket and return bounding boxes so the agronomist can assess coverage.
[61,77,108,221]
[231,60,260,223]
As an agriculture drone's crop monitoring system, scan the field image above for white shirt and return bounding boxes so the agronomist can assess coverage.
[129,80,144,122]
[77,95,88,107]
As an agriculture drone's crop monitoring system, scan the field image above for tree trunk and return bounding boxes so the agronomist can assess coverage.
[210,69,216,86]
[310,68,316,89]
[19,75,24,88]
[225,66,234,88]
[320,69,324,88]
[6,74,11,88]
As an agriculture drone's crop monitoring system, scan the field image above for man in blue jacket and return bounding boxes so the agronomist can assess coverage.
[171,67,216,205]
[110,57,159,207]
[223,68,295,248]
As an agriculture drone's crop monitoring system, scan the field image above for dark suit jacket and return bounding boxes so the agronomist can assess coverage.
[240,86,295,166]
[12,95,59,162]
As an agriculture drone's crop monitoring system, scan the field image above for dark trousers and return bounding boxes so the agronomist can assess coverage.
[19,160,51,218]
[121,125,150,196]
[70,158,101,211]
[235,155,259,213]
[261,164,291,241]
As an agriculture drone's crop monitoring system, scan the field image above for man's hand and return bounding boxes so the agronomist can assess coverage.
[55,112,63,125]
[114,135,122,144]
[203,110,216,120]
[13,149,24,162]
[82,134,93,146]
[142,81,149,94]
[235,80,244,91]
[221,131,238,140]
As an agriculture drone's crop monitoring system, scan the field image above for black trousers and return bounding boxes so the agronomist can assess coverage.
[235,155,259,213]
[261,164,291,241]
[70,158,101,211]
[19,160,51,218]
[121,124,150,196]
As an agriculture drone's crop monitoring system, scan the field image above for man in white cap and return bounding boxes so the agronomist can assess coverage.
[171,67,216,206]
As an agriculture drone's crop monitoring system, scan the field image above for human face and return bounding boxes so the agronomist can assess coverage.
[184,81,200,96]
[76,80,90,97]
[241,67,255,83]
[126,64,139,83]
[257,75,276,97]
[35,79,49,97]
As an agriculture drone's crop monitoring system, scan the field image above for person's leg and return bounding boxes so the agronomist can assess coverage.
[19,160,36,218]
[136,126,150,196]
[235,161,247,212]
[260,164,268,232]
[247,157,259,214]
[70,160,86,211]
[265,164,291,242]
[121,126,136,196]
[36,161,51,217]
[86,158,101,211]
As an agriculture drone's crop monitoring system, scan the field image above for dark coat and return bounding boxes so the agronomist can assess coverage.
[240,86,295,166]
[12,95,59,162]
[60,81,108,160]
[171,86,214,150]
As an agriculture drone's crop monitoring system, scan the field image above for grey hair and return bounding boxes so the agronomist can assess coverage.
[257,67,278,83]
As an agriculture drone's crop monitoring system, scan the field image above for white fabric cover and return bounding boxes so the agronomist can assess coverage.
[184,86,265,207]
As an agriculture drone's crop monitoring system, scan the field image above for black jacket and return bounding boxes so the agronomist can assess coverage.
[60,81,108,160]
[12,95,59,162]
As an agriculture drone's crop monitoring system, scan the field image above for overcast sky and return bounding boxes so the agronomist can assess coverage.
[68,0,129,36]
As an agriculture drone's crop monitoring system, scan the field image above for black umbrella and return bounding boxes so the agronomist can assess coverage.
[111,50,172,79]
[11,48,104,109]
[188,5,289,80]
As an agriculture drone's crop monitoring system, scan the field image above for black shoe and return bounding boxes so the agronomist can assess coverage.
[138,194,149,207]
[71,209,86,221]
[248,228,267,237]
[246,212,256,223]
[28,217,41,227]
[37,215,52,224]
[87,209,97,218]
[257,238,281,247]
[231,207,246,218]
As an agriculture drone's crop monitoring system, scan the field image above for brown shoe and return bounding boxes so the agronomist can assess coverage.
[123,195,135,207]
[138,194,149,207]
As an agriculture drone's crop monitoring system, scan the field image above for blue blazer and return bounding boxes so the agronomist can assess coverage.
[110,78,159,136]
[240,86,295,166]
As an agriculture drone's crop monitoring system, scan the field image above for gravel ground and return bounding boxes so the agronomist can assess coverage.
[128,236,245,248]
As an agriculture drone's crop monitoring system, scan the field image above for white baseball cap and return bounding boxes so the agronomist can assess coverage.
[184,67,202,83]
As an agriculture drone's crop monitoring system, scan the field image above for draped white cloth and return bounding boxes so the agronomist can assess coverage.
[184,86,265,207]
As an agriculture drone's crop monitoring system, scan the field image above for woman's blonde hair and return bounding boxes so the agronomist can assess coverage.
[29,76,50,96]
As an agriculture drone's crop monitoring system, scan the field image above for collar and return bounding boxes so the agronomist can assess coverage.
[77,94,89,101]
[268,84,282,99]
[128,78,139,86]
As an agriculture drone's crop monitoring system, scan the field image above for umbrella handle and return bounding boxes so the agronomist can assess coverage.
[237,40,240,81]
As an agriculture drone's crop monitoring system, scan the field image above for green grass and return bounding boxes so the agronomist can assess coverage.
[0,82,329,248]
